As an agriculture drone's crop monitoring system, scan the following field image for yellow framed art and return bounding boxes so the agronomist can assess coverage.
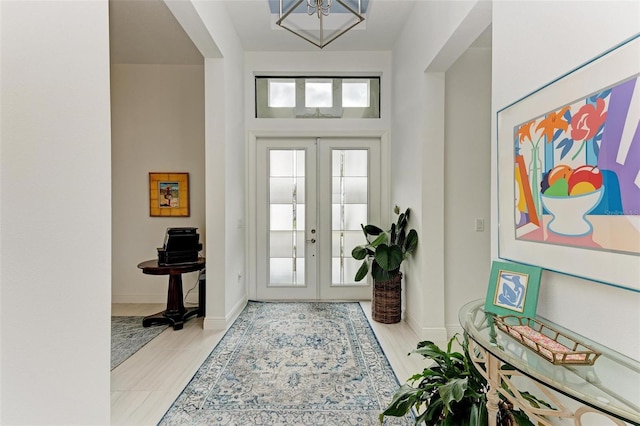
[149,172,190,217]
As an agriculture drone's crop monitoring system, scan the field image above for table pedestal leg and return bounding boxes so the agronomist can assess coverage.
[486,354,501,426]
[143,273,199,330]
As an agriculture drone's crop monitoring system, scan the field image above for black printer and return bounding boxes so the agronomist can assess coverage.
[157,227,202,265]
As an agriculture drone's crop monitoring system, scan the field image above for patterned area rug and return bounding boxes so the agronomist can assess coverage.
[111,316,167,370]
[160,301,412,425]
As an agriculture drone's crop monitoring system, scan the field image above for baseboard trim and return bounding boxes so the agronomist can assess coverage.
[405,311,448,342]
[446,324,465,338]
[226,297,247,324]
[420,327,449,342]
[202,316,227,330]
[202,297,247,330]
[405,310,422,338]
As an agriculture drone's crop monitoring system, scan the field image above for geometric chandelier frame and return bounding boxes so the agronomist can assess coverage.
[276,0,365,49]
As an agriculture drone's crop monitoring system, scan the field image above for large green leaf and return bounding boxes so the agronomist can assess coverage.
[416,369,446,381]
[404,229,418,255]
[396,212,407,231]
[354,261,369,282]
[351,246,368,260]
[438,377,468,413]
[414,341,450,362]
[374,244,403,271]
[470,401,488,426]
[363,224,384,235]
[379,384,421,420]
[370,232,388,248]
[371,261,397,281]
[397,228,406,247]
[420,399,444,425]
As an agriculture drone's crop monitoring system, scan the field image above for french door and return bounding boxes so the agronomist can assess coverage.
[256,137,381,300]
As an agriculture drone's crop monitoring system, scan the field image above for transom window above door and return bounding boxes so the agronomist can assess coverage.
[255,76,380,118]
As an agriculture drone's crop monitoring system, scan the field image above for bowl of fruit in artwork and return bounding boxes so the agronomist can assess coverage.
[540,164,605,236]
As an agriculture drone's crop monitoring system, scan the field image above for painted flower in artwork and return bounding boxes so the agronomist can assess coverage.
[536,106,570,143]
[515,90,611,167]
[570,98,607,142]
[516,105,571,148]
[516,120,535,144]
[553,90,610,160]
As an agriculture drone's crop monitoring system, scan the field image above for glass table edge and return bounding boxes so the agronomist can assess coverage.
[458,299,640,424]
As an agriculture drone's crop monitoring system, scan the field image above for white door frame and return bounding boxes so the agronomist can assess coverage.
[256,137,319,300]
[246,130,391,301]
[317,137,381,300]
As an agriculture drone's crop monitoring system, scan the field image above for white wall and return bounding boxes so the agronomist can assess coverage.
[391,0,639,358]
[493,0,640,359]
[111,63,205,304]
[391,0,491,340]
[0,1,111,424]
[444,41,492,334]
[171,1,248,327]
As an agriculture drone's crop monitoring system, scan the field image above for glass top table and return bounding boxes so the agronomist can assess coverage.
[459,299,640,425]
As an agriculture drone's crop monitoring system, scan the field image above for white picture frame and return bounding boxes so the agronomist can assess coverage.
[497,34,640,292]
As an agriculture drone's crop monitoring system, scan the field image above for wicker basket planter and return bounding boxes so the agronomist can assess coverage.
[372,273,402,324]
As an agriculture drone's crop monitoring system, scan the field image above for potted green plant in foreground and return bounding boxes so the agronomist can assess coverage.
[380,335,549,425]
[351,206,418,323]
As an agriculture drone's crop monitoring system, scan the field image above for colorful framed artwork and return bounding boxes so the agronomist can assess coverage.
[149,172,190,217]
[497,33,640,292]
[484,261,542,318]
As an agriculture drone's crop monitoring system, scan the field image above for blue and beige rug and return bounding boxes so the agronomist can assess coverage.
[111,316,168,370]
[160,301,412,425]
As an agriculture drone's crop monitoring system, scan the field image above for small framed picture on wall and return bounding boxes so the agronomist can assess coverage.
[149,172,190,217]
[484,260,542,318]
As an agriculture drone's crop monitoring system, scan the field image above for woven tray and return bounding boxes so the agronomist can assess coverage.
[494,315,601,365]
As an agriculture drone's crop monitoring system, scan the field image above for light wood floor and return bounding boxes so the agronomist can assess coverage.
[111,301,433,425]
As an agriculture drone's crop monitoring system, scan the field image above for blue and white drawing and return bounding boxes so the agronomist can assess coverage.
[495,272,529,313]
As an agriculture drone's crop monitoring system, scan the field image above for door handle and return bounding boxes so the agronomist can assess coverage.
[307,229,316,243]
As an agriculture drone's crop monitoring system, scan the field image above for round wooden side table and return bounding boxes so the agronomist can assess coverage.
[137,257,205,330]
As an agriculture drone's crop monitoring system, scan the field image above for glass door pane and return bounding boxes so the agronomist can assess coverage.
[331,149,369,286]
[317,137,381,301]
[256,138,317,300]
[269,150,306,286]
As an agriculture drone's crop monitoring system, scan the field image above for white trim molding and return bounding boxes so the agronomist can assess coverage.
[203,296,247,330]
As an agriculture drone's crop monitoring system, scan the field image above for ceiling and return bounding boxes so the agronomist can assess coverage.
[109,0,490,65]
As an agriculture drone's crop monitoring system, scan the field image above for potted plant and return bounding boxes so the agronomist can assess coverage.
[380,335,548,425]
[351,206,418,323]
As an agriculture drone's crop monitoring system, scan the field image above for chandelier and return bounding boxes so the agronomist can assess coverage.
[277,0,365,49]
